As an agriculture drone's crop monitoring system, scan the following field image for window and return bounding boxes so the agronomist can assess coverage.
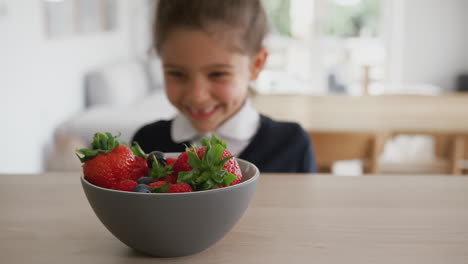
[258,0,385,95]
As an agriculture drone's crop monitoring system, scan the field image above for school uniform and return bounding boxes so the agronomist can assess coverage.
[132,100,316,173]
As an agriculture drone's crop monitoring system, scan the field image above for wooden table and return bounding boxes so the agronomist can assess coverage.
[1,173,468,263]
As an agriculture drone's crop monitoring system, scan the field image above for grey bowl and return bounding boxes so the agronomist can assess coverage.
[81,158,260,257]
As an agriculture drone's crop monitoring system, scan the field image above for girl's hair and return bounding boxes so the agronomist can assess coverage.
[153,0,268,56]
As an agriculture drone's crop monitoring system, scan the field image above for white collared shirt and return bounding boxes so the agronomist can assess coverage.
[171,99,260,156]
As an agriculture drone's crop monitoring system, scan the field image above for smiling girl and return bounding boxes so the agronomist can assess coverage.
[133,0,316,173]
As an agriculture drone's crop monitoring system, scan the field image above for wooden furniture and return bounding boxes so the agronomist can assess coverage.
[2,173,468,263]
[252,94,468,175]
[307,130,468,175]
[455,134,468,174]
[252,94,468,132]
[379,131,468,175]
[308,131,387,173]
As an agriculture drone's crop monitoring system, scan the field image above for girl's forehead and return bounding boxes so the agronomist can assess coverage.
[161,27,245,58]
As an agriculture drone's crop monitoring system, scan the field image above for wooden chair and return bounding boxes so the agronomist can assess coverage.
[308,131,387,174]
[379,131,467,175]
[450,134,466,175]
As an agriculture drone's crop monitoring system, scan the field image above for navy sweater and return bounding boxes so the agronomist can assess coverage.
[132,115,316,173]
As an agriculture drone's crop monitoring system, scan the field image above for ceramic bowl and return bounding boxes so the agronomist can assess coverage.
[81,158,259,257]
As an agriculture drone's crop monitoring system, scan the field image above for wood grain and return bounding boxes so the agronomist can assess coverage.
[1,173,467,264]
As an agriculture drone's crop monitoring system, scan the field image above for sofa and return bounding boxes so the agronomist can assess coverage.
[48,58,177,171]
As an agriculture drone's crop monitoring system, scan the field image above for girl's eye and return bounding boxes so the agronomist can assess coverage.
[209,72,229,79]
[166,71,185,78]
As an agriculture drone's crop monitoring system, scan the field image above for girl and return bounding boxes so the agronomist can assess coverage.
[133,0,316,173]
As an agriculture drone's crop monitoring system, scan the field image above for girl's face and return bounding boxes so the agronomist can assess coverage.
[160,28,267,133]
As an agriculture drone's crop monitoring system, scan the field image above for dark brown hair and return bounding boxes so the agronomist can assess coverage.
[153,0,268,56]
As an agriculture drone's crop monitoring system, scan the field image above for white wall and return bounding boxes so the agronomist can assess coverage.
[0,0,135,173]
[399,0,468,91]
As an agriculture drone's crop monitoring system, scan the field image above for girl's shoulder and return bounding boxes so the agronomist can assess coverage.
[258,115,309,140]
[132,119,174,152]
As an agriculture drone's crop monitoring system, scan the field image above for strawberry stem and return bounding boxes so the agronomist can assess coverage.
[148,154,174,179]
[76,132,125,163]
[131,142,148,158]
[151,182,170,193]
[177,134,236,190]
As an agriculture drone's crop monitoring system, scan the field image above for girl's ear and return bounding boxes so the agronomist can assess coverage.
[249,48,268,81]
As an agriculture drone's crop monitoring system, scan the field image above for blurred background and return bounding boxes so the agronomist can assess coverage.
[1,0,468,174]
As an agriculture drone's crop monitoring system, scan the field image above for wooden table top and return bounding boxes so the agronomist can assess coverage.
[1,173,468,263]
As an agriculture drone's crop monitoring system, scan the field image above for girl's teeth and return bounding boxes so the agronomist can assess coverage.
[195,107,214,114]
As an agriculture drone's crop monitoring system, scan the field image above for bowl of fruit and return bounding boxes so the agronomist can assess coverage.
[77,133,259,257]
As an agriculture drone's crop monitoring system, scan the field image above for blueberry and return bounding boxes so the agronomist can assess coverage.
[147,151,166,167]
[133,184,152,193]
[137,176,154,185]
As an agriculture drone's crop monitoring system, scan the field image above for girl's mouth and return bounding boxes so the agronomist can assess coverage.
[185,105,220,120]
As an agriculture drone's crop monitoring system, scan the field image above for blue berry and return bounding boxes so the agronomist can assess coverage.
[133,184,151,193]
[147,151,166,167]
[137,176,154,185]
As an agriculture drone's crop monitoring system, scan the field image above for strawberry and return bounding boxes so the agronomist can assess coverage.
[129,156,149,181]
[176,135,242,190]
[166,157,177,165]
[149,181,193,193]
[168,183,193,193]
[114,180,138,192]
[159,175,177,184]
[147,153,175,182]
[76,133,136,189]
[172,151,192,173]
[129,142,149,180]
[195,146,242,186]
[148,181,167,189]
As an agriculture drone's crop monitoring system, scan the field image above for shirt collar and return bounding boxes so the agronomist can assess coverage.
[171,99,259,144]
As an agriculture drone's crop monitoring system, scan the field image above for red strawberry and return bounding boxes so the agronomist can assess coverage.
[147,155,174,183]
[114,180,138,192]
[195,146,242,186]
[172,151,192,173]
[129,156,149,181]
[166,157,177,165]
[168,183,193,193]
[149,181,192,193]
[176,135,242,190]
[148,181,167,189]
[159,175,177,184]
[77,133,136,189]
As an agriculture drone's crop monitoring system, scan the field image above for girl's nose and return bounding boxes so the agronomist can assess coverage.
[186,76,210,105]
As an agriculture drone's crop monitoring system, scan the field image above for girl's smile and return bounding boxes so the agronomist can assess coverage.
[184,105,221,120]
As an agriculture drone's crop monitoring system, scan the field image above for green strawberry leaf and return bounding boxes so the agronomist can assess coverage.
[201,179,215,190]
[200,137,210,148]
[210,134,227,148]
[77,132,124,163]
[148,155,173,179]
[187,151,202,168]
[101,133,109,149]
[178,171,196,185]
[151,182,170,193]
[131,142,148,158]
[206,144,223,164]
[75,149,101,163]
[212,170,227,184]
[217,155,233,167]
[223,173,237,186]
[176,134,237,190]
[195,171,211,183]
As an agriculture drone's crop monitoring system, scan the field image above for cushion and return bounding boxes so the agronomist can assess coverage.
[85,59,150,107]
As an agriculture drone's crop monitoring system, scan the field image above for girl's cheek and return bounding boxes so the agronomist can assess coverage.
[165,83,183,103]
